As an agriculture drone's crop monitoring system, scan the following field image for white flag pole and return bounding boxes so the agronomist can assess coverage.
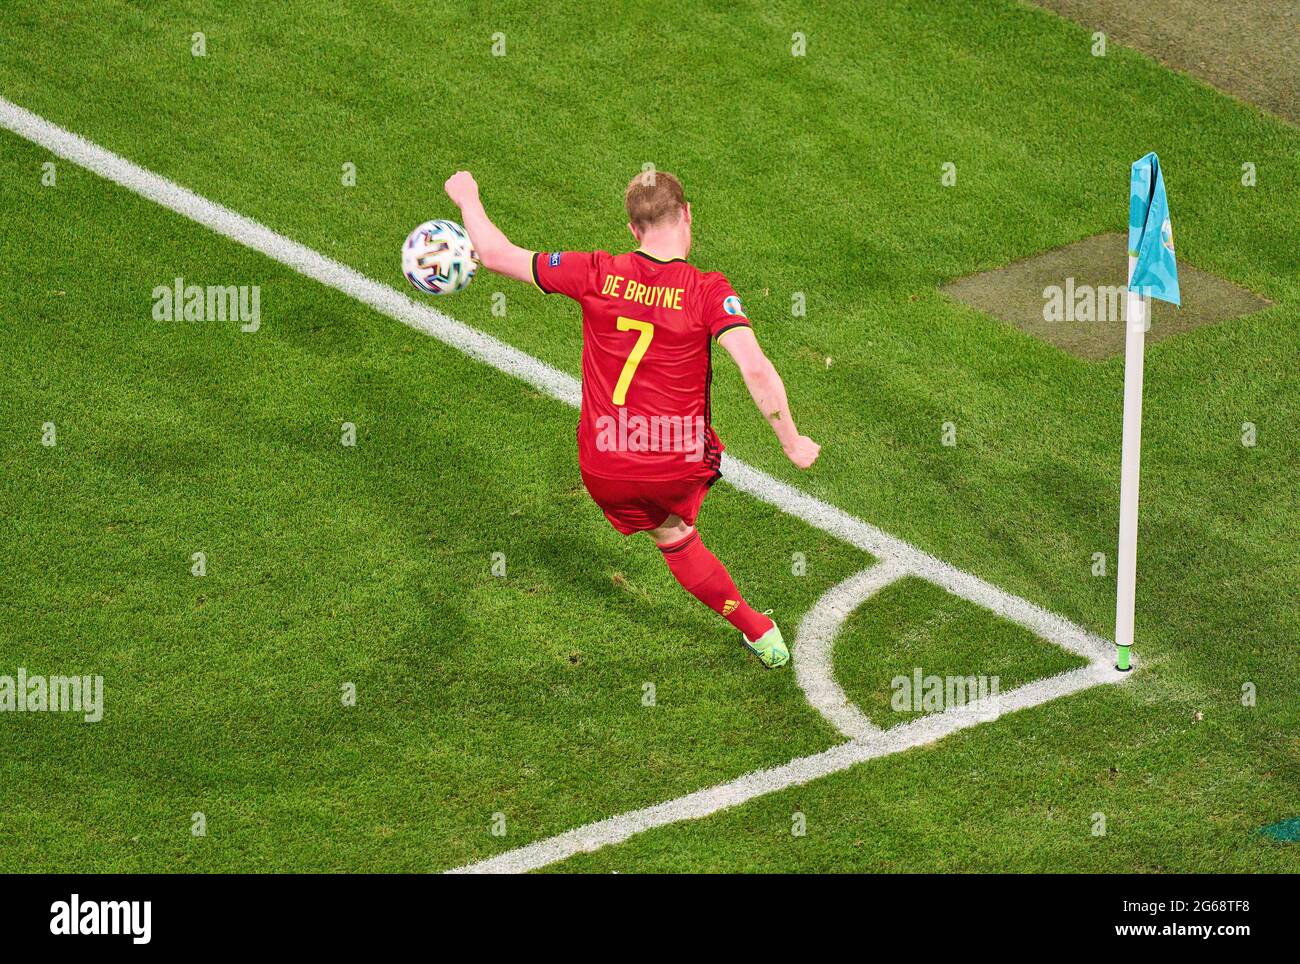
[1114,255,1146,672]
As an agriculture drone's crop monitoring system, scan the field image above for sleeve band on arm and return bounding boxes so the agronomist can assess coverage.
[715,321,750,341]
[530,252,551,294]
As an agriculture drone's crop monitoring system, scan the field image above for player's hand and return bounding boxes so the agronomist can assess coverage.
[784,435,821,469]
[444,171,480,208]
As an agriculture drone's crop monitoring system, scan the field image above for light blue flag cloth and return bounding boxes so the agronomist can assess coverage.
[1128,152,1180,305]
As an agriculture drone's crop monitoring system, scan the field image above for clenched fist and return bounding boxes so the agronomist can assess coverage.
[784,435,821,469]
[444,170,480,208]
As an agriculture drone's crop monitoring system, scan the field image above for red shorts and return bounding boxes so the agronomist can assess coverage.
[580,467,721,535]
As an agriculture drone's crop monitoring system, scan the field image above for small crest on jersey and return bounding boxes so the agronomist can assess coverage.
[723,295,745,316]
[549,252,562,267]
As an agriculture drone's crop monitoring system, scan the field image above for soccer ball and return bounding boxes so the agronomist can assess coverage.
[402,219,478,295]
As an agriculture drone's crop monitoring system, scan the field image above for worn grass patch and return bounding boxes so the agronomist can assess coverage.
[941,233,1272,360]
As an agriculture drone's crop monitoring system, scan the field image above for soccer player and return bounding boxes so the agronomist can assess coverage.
[444,170,820,668]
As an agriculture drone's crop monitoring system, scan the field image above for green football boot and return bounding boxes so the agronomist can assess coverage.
[742,620,789,669]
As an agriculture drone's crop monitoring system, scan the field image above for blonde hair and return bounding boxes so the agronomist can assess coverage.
[624,170,686,230]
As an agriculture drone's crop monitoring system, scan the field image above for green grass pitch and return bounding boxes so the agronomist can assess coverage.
[1,0,1297,872]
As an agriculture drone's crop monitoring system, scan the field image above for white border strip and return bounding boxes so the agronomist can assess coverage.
[0,96,1130,874]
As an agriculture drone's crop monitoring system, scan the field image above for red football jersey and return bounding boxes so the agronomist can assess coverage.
[532,249,751,481]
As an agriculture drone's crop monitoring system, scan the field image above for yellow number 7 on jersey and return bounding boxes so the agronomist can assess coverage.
[612,317,654,405]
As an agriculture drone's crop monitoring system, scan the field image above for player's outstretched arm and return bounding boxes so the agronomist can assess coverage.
[444,171,534,284]
[719,327,820,469]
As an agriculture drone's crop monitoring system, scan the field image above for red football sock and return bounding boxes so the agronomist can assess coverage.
[657,530,774,641]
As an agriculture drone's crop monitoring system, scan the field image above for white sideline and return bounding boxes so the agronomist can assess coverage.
[451,653,1122,873]
[454,570,1128,873]
[0,96,1130,874]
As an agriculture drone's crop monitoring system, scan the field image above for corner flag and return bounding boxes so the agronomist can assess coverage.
[1128,152,1180,305]
[1115,153,1179,672]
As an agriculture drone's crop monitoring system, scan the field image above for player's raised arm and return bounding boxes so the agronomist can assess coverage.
[719,327,821,469]
[443,171,534,284]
